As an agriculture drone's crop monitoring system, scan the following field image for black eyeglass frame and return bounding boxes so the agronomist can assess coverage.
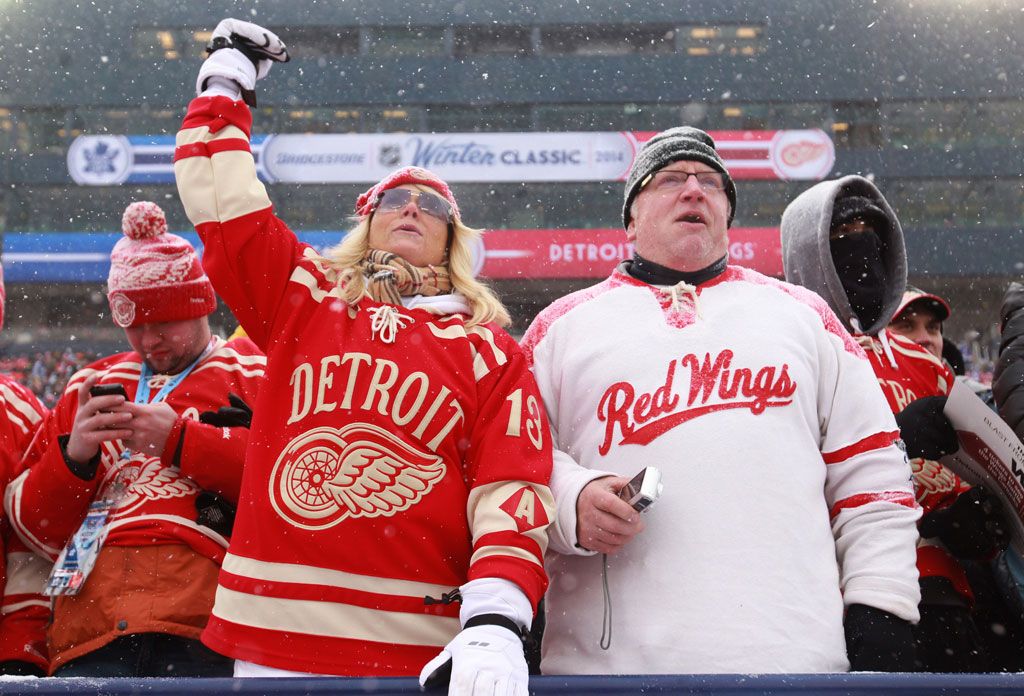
[639,169,727,192]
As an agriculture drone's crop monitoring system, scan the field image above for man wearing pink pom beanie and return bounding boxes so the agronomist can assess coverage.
[4,202,266,676]
[106,201,216,333]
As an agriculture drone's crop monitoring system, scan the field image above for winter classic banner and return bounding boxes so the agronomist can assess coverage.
[67,130,834,185]
[3,227,783,282]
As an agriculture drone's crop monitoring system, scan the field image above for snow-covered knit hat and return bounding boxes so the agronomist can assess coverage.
[107,202,216,328]
[623,126,737,229]
[355,166,461,220]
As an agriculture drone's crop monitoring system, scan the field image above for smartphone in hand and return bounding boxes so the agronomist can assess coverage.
[89,384,128,399]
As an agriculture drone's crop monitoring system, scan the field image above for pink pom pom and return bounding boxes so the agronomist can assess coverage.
[121,201,167,240]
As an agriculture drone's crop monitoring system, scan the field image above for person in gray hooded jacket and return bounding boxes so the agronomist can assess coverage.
[781,175,1010,672]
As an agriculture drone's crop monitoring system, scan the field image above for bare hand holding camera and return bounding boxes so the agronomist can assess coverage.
[617,466,663,513]
[576,476,646,554]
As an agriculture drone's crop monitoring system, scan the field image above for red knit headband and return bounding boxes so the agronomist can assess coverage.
[354,166,460,220]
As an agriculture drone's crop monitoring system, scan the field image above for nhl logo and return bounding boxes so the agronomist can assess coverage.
[378,144,402,168]
[109,292,136,328]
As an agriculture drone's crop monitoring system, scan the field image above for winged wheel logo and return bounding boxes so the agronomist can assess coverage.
[268,423,446,530]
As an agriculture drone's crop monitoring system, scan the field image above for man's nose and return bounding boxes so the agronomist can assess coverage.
[140,327,163,348]
[909,327,930,345]
[677,176,706,200]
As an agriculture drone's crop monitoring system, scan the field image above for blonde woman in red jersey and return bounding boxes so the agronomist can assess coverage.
[174,19,553,696]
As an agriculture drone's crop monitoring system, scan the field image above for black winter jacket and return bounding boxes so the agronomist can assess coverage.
[994,282,1024,441]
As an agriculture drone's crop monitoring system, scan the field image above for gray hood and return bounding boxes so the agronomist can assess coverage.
[780,175,907,336]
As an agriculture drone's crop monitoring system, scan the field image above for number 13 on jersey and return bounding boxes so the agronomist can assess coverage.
[505,388,544,450]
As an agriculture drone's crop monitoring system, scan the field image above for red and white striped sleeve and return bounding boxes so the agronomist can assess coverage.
[818,330,922,622]
[0,375,49,669]
[165,338,266,503]
[0,379,44,449]
[462,326,554,612]
[754,274,922,620]
[4,372,103,562]
[174,96,308,351]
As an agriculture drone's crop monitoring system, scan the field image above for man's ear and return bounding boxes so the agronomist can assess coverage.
[625,217,637,243]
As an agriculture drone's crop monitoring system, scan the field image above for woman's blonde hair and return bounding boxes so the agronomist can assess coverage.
[322,185,511,328]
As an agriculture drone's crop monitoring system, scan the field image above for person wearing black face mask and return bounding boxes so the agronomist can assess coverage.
[782,177,1010,673]
[828,201,888,331]
[783,182,899,338]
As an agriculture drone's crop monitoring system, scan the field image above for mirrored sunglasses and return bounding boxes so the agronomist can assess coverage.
[375,188,453,222]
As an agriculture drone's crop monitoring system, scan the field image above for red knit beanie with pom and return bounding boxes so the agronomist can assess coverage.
[107,202,215,328]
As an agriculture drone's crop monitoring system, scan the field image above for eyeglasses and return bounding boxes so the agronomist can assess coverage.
[374,188,453,222]
[641,169,726,194]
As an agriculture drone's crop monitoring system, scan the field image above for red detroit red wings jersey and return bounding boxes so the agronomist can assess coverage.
[860,331,967,513]
[860,329,972,600]
[6,338,265,567]
[175,96,554,676]
[0,375,47,669]
[863,330,954,414]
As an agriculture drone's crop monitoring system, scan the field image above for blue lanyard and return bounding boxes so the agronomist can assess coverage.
[135,341,213,405]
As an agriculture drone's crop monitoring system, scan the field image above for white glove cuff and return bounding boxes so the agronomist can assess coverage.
[196,48,257,96]
[200,76,242,100]
[459,577,532,630]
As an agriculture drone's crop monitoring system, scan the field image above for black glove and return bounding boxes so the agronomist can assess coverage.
[894,396,959,460]
[844,603,916,672]
[195,490,237,537]
[995,282,1024,441]
[0,660,46,677]
[919,486,1010,559]
[199,393,252,429]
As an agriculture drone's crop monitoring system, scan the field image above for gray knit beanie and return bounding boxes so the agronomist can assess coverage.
[622,126,737,229]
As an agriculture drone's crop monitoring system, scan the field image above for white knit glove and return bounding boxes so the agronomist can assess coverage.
[196,18,289,104]
[419,577,531,695]
[418,624,528,696]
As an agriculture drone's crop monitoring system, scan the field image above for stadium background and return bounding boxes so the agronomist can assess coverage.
[0,0,1021,388]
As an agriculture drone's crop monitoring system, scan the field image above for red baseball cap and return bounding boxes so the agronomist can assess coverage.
[894,287,951,322]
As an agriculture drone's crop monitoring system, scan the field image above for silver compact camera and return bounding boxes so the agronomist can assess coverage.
[617,466,663,513]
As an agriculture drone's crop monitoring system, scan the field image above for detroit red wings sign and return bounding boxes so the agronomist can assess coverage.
[598,349,797,455]
[268,423,446,530]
